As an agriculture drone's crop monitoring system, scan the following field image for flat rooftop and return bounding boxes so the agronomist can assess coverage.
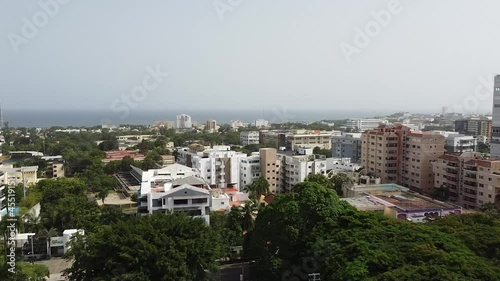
[374,192,459,211]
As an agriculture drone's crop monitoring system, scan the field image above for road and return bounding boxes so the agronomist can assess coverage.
[213,262,255,281]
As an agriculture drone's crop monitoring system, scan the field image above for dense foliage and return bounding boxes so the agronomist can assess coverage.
[64,213,220,281]
[245,176,500,281]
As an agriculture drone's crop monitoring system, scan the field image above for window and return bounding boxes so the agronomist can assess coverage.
[192,198,207,204]
[174,199,188,205]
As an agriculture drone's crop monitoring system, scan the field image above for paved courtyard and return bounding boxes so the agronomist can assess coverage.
[36,257,72,281]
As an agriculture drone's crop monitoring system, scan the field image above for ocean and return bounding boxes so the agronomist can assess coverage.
[3,109,393,128]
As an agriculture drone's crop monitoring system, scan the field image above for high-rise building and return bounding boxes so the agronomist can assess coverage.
[176,114,192,129]
[361,125,445,194]
[259,148,280,193]
[491,75,500,157]
[205,119,217,131]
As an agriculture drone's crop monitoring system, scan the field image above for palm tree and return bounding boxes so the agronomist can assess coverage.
[244,176,270,208]
[24,212,42,233]
[38,227,58,257]
[241,201,257,232]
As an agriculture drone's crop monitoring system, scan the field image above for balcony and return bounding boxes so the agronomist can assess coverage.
[463,166,478,171]
[446,163,459,167]
[463,181,477,188]
[445,168,458,174]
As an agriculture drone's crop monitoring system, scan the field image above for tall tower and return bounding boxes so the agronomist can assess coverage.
[491,75,500,157]
[0,103,3,129]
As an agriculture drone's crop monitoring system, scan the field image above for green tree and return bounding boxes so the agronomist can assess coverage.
[244,176,270,208]
[330,172,353,197]
[64,213,220,281]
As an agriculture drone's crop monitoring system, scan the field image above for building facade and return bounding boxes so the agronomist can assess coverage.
[176,114,193,129]
[455,117,492,142]
[492,75,500,156]
[260,148,280,193]
[346,119,387,132]
[331,133,362,162]
[433,152,500,210]
[205,119,217,132]
[240,131,260,146]
[286,131,340,150]
[278,153,328,192]
[361,125,445,194]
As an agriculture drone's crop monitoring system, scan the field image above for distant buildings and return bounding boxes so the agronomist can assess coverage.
[240,131,260,146]
[331,133,362,162]
[492,75,500,157]
[346,118,387,131]
[176,114,193,129]
[361,125,445,194]
[254,119,269,128]
[455,116,491,143]
[205,119,217,132]
[433,152,500,210]
[285,131,341,150]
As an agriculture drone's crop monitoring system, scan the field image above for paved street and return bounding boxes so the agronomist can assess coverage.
[35,257,71,281]
[215,262,254,281]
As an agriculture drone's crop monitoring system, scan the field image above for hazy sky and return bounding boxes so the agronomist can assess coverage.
[1,0,499,114]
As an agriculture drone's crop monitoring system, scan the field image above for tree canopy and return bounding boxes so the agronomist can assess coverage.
[64,213,220,281]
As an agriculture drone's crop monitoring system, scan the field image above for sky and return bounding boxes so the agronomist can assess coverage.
[1,0,500,114]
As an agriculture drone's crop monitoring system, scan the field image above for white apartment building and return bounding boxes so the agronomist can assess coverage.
[279,154,329,192]
[432,131,477,153]
[491,75,500,157]
[0,165,38,186]
[176,146,247,190]
[176,114,193,129]
[346,119,387,132]
[255,119,269,128]
[240,153,261,189]
[328,158,362,173]
[240,131,260,146]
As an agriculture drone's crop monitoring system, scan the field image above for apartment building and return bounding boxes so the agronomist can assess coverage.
[260,148,281,193]
[176,146,247,190]
[286,131,340,150]
[433,152,500,210]
[240,131,260,146]
[331,133,362,162]
[176,114,193,129]
[240,153,261,190]
[361,125,445,194]
[205,119,217,132]
[0,165,38,186]
[278,153,329,192]
[255,119,269,128]
[455,117,492,141]
[41,156,65,178]
[444,134,476,153]
[346,119,388,132]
